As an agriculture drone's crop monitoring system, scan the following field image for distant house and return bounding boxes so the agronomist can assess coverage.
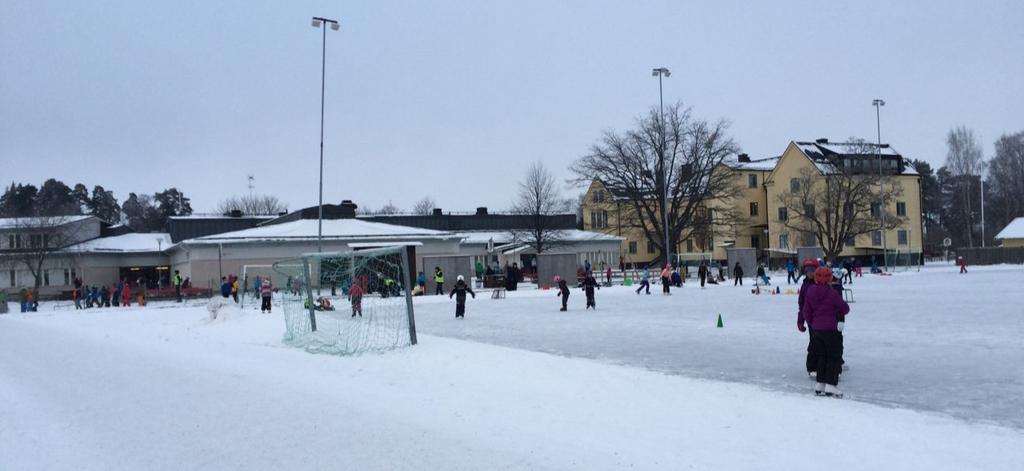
[995,217,1024,248]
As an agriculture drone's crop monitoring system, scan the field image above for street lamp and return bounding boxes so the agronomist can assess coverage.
[311,16,340,256]
[652,67,671,268]
[872,98,887,271]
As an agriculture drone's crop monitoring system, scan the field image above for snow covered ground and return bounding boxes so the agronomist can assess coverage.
[1,263,1022,470]
[415,263,1024,429]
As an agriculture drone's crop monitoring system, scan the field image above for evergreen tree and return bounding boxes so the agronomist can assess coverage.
[35,179,80,216]
[88,185,121,224]
[72,183,90,214]
[0,183,39,217]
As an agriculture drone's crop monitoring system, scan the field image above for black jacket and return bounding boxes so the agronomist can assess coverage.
[558,279,570,295]
[449,280,475,303]
[733,264,744,277]
[582,275,599,295]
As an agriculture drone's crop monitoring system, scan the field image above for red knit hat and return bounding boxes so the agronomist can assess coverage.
[814,267,832,285]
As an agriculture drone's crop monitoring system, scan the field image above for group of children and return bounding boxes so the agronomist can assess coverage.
[71,279,137,309]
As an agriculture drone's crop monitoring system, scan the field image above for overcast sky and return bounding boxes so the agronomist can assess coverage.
[2,0,1021,214]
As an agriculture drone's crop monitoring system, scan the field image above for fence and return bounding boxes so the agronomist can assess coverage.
[954,247,1024,266]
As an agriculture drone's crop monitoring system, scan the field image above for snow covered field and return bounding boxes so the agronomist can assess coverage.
[2,263,1022,470]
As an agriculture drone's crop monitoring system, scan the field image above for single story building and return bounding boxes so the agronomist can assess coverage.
[995,217,1024,247]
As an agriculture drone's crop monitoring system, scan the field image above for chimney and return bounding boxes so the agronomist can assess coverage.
[432,208,443,216]
[815,138,829,144]
[338,200,358,219]
[229,209,243,218]
[476,207,488,215]
[738,153,751,163]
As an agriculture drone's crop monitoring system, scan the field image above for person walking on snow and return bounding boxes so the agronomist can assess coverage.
[958,256,968,274]
[797,259,819,378]
[434,267,445,295]
[348,279,363,317]
[635,269,651,295]
[786,259,797,284]
[698,261,709,288]
[173,270,183,303]
[582,271,599,309]
[260,278,273,313]
[448,275,475,318]
[556,275,570,311]
[799,266,850,398]
[733,262,744,286]
[660,264,672,295]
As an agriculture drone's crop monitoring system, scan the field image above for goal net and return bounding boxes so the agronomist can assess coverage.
[272,246,418,355]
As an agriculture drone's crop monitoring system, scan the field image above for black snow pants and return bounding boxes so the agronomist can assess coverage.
[436,283,444,295]
[661,277,670,294]
[635,280,650,294]
[560,292,569,311]
[788,272,798,284]
[734,276,743,286]
[809,330,843,386]
[455,303,465,318]
[699,274,706,287]
[585,291,596,309]
[261,296,272,312]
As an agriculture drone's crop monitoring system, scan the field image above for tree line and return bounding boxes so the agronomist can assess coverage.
[0,179,192,233]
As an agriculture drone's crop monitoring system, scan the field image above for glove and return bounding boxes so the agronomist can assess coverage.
[797,321,806,333]
[837,321,844,332]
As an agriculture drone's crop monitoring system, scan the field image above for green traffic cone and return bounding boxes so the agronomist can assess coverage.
[716,314,724,328]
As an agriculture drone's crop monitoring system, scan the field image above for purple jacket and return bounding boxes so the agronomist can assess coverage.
[799,284,850,331]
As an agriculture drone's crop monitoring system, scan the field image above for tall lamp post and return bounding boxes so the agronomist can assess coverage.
[872,98,887,272]
[652,67,671,268]
[311,16,340,255]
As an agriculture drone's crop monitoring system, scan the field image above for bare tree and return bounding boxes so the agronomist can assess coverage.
[777,140,905,260]
[1,215,91,291]
[216,195,288,215]
[412,196,437,215]
[945,126,986,247]
[375,201,402,215]
[986,131,1024,238]
[510,162,569,254]
[571,102,741,265]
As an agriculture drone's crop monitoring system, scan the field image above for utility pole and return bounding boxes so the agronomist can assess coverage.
[873,99,887,272]
[652,67,671,268]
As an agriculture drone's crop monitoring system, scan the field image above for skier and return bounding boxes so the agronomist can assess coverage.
[556,275,570,311]
[582,271,599,309]
[260,278,273,313]
[173,270,183,302]
[786,259,797,284]
[733,262,744,286]
[434,267,445,295]
[698,261,709,288]
[448,275,475,318]
[756,264,771,285]
[799,266,850,398]
[958,256,968,274]
[660,264,672,295]
[635,269,651,295]
[349,279,363,317]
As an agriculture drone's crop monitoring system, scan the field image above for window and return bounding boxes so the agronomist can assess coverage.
[802,232,817,247]
[846,235,855,246]
[790,178,801,193]
[686,239,694,252]
[751,235,760,249]
[63,269,71,286]
[589,210,609,229]
[628,241,637,254]
[14,234,22,249]
[804,204,815,219]
[778,207,788,222]
[593,190,605,203]
[779,234,789,250]
[749,202,759,217]
[30,234,43,248]
[5,234,11,249]
[896,202,906,217]
[898,230,908,245]
[647,241,657,254]
[870,203,881,218]
[872,231,882,246]
[748,174,758,188]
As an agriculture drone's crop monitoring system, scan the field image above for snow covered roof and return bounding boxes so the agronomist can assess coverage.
[169,214,275,220]
[0,215,93,230]
[65,233,172,253]
[793,140,917,176]
[722,156,780,171]
[995,217,1024,240]
[458,230,623,245]
[179,219,459,245]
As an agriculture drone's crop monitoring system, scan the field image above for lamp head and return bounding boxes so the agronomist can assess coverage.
[311,18,322,28]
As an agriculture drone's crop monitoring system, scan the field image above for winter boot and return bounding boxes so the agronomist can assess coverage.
[814,382,826,396]
[824,384,843,398]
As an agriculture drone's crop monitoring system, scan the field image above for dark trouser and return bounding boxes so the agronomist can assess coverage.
[960,266,967,273]
[232,293,238,303]
[843,270,853,284]
[700,274,706,287]
[560,293,569,310]
[261,296,271,312]
[788,272,797,284]
[586,293,595,308]
[436,283,444,295]
[455,303,465,318]
[661,277,670,294]
[809,330,843,386]
[176,285,182,302]
[734,276,742,286]
[635,280,650,294]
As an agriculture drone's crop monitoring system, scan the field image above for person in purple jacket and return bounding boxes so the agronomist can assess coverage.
[798,266,850,398]
[796,258,820,378]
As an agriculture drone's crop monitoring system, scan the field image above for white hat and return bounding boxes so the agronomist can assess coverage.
[457,275,465,281]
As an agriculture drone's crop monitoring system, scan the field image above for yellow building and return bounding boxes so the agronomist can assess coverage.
[995,217,1024,248]
[580,139,925,267]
